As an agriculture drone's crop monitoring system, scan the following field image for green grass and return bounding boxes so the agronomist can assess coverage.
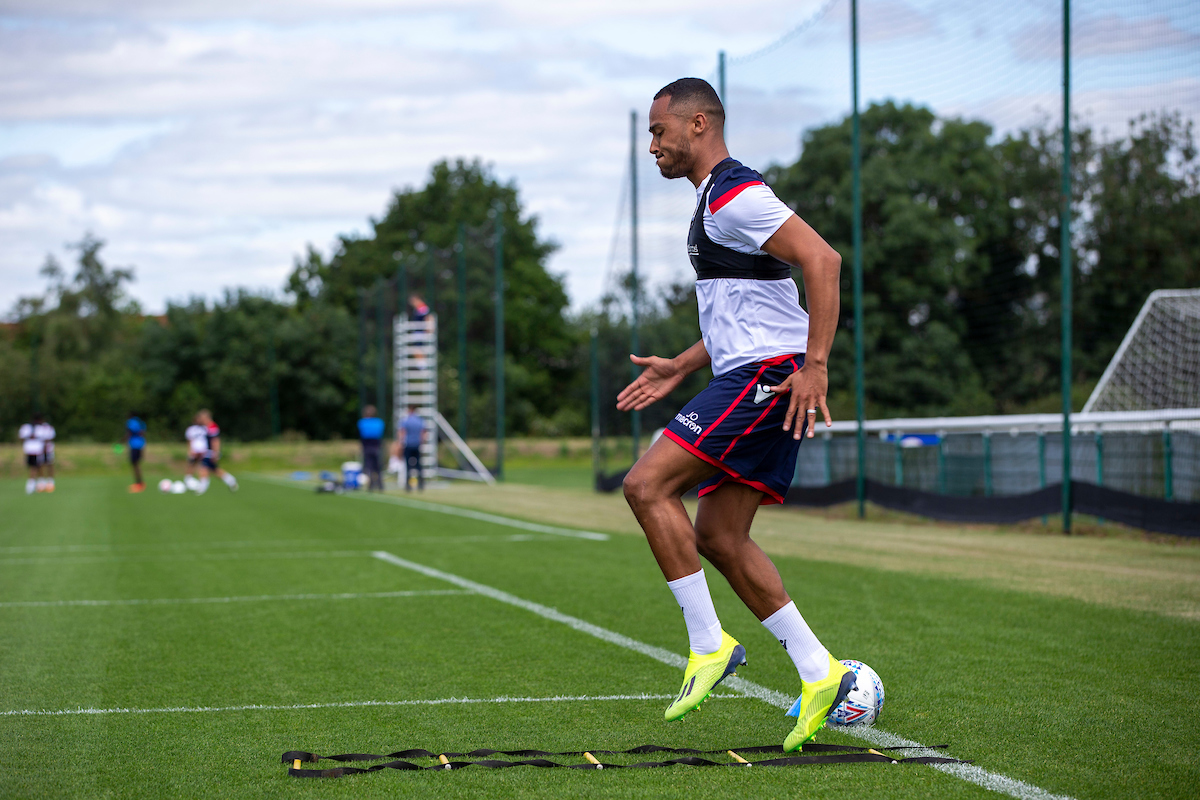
[1,477,1197,799]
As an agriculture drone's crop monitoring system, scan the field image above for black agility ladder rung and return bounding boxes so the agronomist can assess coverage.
[282,742,968,777]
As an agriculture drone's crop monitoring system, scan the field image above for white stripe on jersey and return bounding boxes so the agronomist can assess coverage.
[695,171,809,376]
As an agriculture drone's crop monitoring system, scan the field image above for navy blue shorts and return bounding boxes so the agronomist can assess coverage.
[663,354,807,505]
[201,456,218,471]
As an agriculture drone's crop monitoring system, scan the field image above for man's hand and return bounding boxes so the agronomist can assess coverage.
[616,355,685,412]
[768,361,833,439]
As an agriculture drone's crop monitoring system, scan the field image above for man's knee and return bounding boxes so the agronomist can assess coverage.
[622,463,665,512]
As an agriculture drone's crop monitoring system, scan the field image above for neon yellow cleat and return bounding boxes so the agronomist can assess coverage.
[664,631,746,721]
[783,654,856,751]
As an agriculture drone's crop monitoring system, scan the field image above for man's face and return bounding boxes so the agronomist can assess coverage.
[648,96,693,180]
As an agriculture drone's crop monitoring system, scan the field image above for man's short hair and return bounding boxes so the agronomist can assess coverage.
[653,78,725,126]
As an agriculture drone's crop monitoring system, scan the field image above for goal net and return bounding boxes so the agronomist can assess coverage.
[1083,289,1200,413]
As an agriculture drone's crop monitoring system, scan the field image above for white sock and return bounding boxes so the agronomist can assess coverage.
[184,475,199,490]
[221,472,237,488]
[196,478,210,494]
[26,479,35,494]
[762,601,830,683]
[666,569,723,655]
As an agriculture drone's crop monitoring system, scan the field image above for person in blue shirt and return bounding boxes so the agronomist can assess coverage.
[125,413,147,493]
[400,405,426,491]
[357,405,386,492]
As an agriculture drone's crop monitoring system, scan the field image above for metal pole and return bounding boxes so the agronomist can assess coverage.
[937,433,947,494]
[1095,426,1105,524]
[718,50,726,106]
[630,109,641,465]
[591,328,601,483]
[1060,0,1073,534]
[268,334,280,438]
[1163,425,1174,500]
[357,288,367,413]
[894,439,903,487]
[983,432,993,497]
[851,0,866,518]
[425,249,436,316]
[375,280,386,431]
[494,216,505,480]
[457,223,469,439]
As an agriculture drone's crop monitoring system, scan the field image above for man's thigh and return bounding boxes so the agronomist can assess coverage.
[624,432,720,499]
[694,480,765,546]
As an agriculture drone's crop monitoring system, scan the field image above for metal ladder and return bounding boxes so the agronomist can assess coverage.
[395,315,439,477]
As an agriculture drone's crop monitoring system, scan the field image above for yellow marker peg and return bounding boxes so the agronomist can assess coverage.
[869,748,899,764]
[293,759,302,770]
[438,754,450,766]
[583,752,603,769]
[727,750,751,766]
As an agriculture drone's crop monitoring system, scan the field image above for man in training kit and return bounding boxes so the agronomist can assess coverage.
[193,409,238,494]
[125,412,147,492]
[357,405,385,492]
[618,78,849,751]
[35,416,56,492]
[184,413,208,492]
[400,405,425,491]
[18,415,48,495]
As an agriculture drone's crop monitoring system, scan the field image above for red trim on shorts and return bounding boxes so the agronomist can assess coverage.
[662,429,784,505]
[720,392,781,460]
[694,363,771,447]
[709,181,763,214]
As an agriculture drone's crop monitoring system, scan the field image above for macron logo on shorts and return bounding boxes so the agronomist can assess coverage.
[673,411,703,436]
[753,384,774,404]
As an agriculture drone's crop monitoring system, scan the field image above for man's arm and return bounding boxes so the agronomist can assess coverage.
[616,339,711,412]
[760,214,842,439]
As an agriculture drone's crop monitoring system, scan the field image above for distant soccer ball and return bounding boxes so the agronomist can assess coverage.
[170,481,187,494]
[829,660,885,727]
[158,479,173,493]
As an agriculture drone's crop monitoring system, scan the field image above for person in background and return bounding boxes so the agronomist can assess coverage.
[194,409,238,494]
[357,405,385,492]
[33,415,56,493]
[18,414,46,495]
[183,413,208,492]
[408,293,431,322]
[125,412,147,492]
[400,405,426,492]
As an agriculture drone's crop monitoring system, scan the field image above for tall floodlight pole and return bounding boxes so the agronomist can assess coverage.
[630,109,641,464]
[268,333,280,438]
[1060,0,1073,534]
[357,287,367,413]
[456,223,468,439]
[718,50,726,106]
[851,0,866,519]
[494,213,506,480]
[375,280,386,430]
[591,327,601,483]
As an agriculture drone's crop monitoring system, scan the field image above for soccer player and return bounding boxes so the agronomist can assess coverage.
[18,415,46,495]
[193,409,238,494]
[618,78,849,751]
[357,405,385,492]
[33,415,56,492]
[183,414,208,491]
[399,405,425,491]
[125,412,147,492]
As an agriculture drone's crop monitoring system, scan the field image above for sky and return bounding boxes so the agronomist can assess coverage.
[0,0,1196,315]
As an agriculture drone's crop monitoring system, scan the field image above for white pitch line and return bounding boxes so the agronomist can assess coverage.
[0,589,470,609]
[247,474,609,541]
[371,551,1075,800]
[0,551,367,566]
[2,693,749,717]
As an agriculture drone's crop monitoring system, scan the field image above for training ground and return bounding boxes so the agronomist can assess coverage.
[1,458,1198,798]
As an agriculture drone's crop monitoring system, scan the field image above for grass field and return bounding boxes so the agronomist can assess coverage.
[2,475,1198,799]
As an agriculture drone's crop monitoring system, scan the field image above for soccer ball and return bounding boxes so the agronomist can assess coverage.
[170,481,187,494]
[158,479,173,493]
[829,660,885,726]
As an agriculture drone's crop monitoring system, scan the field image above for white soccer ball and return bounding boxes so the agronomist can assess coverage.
[158,478,173,493]
[829,660,885,727]
[170,481,187,494]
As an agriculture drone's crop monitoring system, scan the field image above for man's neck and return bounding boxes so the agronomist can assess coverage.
[687,144,733,187]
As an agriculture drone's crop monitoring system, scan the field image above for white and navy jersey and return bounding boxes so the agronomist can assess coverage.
[689,158,809,377]
[18,423,44,456]
[185,424,209,455]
